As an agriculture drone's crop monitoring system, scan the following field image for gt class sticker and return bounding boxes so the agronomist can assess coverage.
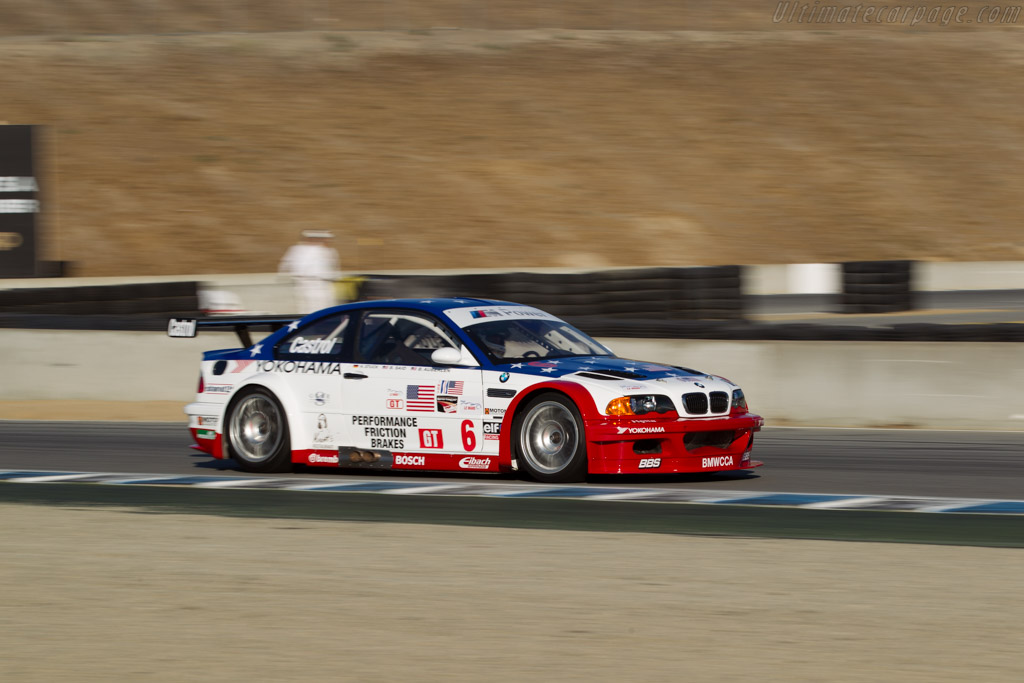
[419,429,444,449]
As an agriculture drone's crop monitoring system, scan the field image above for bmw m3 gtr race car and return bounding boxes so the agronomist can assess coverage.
[169,298,763,482]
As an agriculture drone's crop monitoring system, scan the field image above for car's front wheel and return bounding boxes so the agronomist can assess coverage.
[226,387,293,473]
[513,392,588,483]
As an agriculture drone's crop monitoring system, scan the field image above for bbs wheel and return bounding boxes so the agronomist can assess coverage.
[513,392,587,483]
[226,387,293,473]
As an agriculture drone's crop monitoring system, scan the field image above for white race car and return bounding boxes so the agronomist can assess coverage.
[169,298,763,482]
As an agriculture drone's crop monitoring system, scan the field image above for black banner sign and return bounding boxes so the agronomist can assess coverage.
[0,126,39,278]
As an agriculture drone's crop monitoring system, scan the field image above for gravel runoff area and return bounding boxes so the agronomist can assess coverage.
[1,503,1022,682]
[0,401,186,422]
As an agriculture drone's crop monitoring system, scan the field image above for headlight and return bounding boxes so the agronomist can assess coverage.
[731,389,748,413]
[606,395,674,416]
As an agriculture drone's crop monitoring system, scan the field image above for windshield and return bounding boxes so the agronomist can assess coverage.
[463,318,612,364]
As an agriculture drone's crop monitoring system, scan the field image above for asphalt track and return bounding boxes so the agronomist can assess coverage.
[1,421,1022,499]
[2,421,1023,546]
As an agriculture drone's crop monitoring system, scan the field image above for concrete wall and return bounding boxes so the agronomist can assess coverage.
[605,338,1024,430]
[2,328,1021,429]
[915,262,1024,292]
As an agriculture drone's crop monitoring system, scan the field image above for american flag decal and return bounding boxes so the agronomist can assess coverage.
[439,380,464,396]
[406,385,435,412]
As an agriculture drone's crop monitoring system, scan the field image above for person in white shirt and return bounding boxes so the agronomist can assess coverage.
[278,230,341,313]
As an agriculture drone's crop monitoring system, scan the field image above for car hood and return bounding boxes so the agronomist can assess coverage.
[503,356,739,393]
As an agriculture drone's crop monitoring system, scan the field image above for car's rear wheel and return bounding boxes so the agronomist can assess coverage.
[226,387,293,473]
[514,393,587,483]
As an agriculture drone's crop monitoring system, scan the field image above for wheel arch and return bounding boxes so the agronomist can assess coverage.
[221,375,301,460]
[497,380,601,472]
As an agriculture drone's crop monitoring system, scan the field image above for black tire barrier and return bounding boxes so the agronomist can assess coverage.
[842,272,912,286]
[0,282,200,316]
[841,260,914,314]
[352,267,744,321]
[841,260,913,275]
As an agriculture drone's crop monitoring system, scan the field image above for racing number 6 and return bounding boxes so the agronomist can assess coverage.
[461,419,476,451]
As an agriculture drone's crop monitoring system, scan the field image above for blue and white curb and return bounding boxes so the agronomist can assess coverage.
[1,469,1023,515]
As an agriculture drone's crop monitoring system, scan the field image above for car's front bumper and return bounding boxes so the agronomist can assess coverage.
[584,413,763,475]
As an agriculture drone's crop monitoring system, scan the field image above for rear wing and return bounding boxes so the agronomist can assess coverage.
[167,316,298,348]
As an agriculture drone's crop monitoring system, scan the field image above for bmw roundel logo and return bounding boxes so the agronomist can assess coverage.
[499,372,510,383]
[694,382,705,388]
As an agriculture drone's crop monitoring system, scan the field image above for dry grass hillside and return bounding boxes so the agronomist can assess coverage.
[2,2,1024,276]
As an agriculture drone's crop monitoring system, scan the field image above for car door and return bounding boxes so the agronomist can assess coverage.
[340,308,491,471]
[270,310,356,463]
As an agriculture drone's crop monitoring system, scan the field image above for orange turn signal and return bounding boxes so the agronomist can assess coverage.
[606,397,636,416]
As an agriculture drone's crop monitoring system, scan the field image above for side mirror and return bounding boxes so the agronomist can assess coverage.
[431,347,464,365]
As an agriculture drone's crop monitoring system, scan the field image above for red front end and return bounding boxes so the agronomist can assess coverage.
[584,413,764,475]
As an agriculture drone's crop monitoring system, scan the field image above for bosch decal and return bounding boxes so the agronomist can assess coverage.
[395,455,426,466]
